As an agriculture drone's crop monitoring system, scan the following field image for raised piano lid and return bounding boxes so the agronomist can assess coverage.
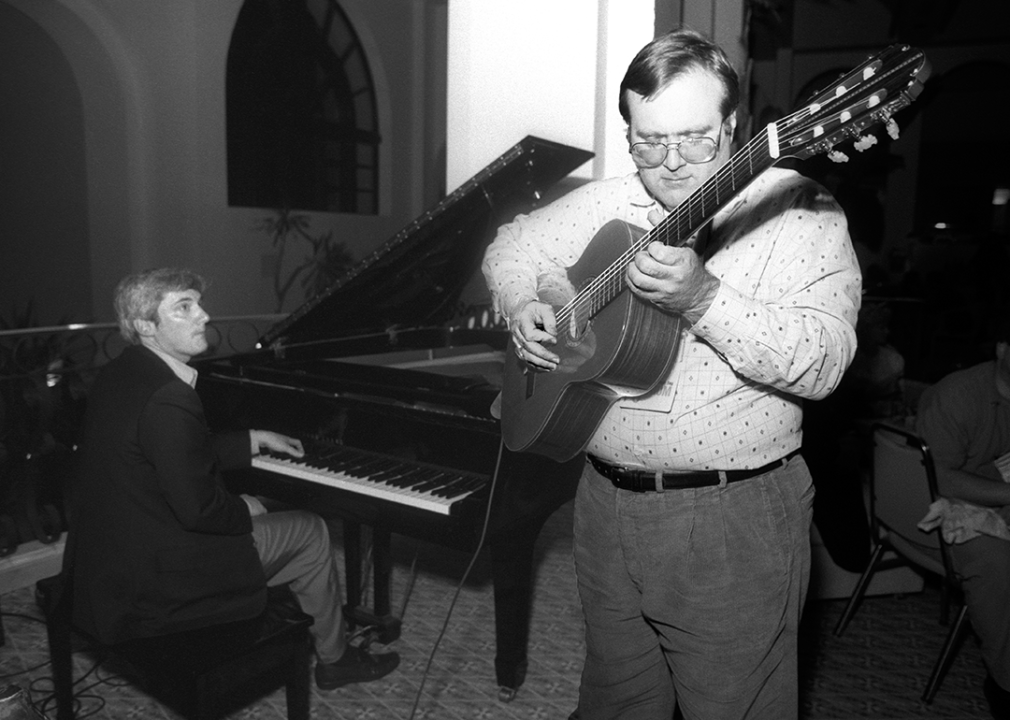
[251,135,593,359]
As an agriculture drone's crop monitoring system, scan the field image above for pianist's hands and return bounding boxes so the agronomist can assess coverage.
[249,430,305,459]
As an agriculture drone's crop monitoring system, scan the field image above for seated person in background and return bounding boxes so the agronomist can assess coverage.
[62,268,398,690]
[802,394,870,574]
[802,303,905,574]
[846,302,905,419]
[916,315,1010,720]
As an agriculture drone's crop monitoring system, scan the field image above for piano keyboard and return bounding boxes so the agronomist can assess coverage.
[251,444,489,516]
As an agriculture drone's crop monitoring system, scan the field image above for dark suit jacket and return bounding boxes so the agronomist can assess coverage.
[63,345,266,643]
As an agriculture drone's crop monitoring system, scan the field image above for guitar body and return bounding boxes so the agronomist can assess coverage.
[500,219,684,461]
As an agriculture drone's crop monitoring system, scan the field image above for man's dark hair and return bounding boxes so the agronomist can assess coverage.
[619,28,740,124]
[114,268,206,345]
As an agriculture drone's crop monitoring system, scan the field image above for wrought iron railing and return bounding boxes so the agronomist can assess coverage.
[0,315,284,380]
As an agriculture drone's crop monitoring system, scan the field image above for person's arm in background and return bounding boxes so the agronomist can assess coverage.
[917,387,1010,507]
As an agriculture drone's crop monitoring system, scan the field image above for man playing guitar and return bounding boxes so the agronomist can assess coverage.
[483,28,862,720]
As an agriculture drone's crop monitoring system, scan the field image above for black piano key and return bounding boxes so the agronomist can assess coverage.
[413,472,459,493]
[384,467,439,489]
[425,475,472,497]
[321,452,376,473]
[371,467,428,486]
[368,467,409,483]
[432,476,487,498]
[299,448,352,470]
[346,457,400,478]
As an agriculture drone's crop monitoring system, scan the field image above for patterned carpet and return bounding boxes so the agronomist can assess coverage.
[0,499,995,719]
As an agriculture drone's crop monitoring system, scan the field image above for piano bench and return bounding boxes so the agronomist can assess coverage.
[35,575,314,720]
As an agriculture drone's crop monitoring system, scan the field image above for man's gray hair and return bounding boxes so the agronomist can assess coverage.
[114,268,206,345]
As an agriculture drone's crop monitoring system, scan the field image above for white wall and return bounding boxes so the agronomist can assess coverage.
[445,0,654,191]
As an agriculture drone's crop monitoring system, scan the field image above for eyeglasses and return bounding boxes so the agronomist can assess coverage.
[629,136,720,168]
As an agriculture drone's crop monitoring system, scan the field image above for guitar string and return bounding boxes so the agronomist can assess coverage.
[554,129,770,327]
[552,122,780,329]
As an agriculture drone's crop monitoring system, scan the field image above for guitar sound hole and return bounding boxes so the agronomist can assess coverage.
[564,305,592,347]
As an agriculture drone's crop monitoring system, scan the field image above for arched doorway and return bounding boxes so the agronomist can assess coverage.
[0,3,91,325]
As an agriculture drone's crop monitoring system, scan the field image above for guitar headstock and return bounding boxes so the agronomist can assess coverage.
[771,44,931,162]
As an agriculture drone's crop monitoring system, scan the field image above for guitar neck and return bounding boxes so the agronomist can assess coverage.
[582,129,779,316]
[651,131,779,247]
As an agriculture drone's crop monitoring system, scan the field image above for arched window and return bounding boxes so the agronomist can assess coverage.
[226,0,379,214]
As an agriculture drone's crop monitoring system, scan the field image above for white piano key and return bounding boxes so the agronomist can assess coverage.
[251,453,484,516]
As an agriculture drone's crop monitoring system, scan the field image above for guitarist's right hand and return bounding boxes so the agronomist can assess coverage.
[510,300,560,371]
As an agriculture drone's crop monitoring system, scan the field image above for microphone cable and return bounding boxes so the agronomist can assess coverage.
[405,436,505,719]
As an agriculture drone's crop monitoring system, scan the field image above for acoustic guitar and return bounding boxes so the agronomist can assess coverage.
[500,43,931,462]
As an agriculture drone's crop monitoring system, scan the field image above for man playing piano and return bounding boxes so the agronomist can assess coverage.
[483,29,860,720]
[62,268,399,690]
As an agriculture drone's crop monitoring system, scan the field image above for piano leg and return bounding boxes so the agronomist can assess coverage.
[489,508,558,696]
[342,520,402,644]
[338,509,557,694]
[487,450,582,697]
[334,451,581,695]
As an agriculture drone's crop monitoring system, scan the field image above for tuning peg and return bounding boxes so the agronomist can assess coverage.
[885,118,900,140]
[828,150,850,163]
[853,134,879,152]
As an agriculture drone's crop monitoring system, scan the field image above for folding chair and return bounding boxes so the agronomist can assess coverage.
[833,421,971,703]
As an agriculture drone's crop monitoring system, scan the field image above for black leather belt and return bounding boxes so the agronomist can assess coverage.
[588,449,801,492]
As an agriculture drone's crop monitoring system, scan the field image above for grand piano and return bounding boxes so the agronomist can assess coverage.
[195,136,593,696]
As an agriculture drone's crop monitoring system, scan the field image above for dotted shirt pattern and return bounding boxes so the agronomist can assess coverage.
[482,167,861,471]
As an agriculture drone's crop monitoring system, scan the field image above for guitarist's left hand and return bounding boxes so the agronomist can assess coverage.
[628,210,720,324]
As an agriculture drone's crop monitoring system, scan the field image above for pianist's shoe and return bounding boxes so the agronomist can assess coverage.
[315,644,400,689]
